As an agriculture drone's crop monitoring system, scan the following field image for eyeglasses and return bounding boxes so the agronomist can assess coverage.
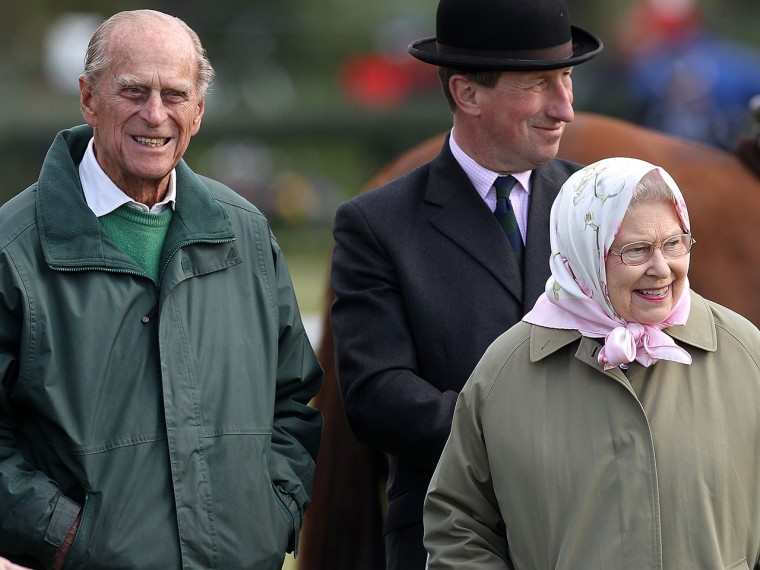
[608,233,696,266]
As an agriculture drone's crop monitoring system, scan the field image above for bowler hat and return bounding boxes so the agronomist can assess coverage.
[409,0,603,70]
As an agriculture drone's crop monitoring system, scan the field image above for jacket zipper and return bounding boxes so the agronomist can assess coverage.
[52,238,236,325]
[157,238,236,287]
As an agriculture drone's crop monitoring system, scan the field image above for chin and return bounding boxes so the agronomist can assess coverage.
[635,309,673,325]
[529,152,557,169]
[538,141,562,161]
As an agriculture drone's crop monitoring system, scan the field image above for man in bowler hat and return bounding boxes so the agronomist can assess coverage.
[329,0,602,567]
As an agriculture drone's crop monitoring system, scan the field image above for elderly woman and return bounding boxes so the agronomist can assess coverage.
[423,157,760,569]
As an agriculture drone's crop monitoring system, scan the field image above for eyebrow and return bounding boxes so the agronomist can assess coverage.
[616,231,688,246]
[115,74,193,93]
[114,74,142,88]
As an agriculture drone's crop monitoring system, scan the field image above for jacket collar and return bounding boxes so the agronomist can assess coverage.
[529,290,718,363]
[424,137,560,306]
[424,138,524,293]
[665,291,717,351]
[36,125,235,271]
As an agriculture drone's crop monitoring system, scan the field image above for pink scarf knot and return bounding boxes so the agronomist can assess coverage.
[599,323,692,370]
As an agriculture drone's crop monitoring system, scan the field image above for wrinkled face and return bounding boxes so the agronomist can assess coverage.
[605,200,689,324]
[477,67,574,171]
[79,16,204,195]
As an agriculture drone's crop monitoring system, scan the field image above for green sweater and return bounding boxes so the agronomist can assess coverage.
[99,205,173,282]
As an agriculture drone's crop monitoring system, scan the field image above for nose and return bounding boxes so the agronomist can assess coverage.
[139,90,168,126]
[645,248,672,278]
[545,78,574,123]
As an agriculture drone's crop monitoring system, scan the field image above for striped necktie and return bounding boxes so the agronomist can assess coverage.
[494,175,524,270]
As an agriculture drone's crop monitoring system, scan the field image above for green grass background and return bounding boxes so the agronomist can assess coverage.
[277,226,334,316]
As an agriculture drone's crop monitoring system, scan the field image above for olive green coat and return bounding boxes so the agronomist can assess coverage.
[0,126,322,569]
[425,292,760,570]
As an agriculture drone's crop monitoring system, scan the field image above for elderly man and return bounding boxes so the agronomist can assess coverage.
[329,0,602,567]
[0,10,321,570]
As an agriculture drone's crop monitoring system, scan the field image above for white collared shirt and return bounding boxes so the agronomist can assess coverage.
[449,130,531,243]
[78,137,177,216]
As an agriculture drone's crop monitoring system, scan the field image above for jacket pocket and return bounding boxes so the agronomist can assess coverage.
[272,482,301,556]
[61,492,97,570]
[724,557,748,570]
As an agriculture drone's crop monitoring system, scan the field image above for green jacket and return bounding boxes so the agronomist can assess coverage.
[425,292,760,569]
[0,126,323,569]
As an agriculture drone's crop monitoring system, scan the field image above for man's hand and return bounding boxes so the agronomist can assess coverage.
[51,511,82,570]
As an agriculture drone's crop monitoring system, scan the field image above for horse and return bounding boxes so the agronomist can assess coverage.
[298,111,760,570]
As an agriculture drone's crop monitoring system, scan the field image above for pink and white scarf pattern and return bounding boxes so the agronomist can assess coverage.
[523,157,692,370]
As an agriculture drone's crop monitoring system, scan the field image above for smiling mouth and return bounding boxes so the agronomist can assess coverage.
[637,286,669,298]
[133,136,170,147]
[535,123,565,139]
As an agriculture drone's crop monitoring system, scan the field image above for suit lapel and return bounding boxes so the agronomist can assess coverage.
[523,164,565,308]
[425,142,523,302]
[423,143,575,311]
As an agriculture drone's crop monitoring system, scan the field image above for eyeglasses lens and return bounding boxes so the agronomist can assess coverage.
[621,234,693,265]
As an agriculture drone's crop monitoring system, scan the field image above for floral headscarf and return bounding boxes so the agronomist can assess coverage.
[523,157,692,370]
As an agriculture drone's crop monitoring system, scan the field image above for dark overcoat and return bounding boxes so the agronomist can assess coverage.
[330,137,581,567]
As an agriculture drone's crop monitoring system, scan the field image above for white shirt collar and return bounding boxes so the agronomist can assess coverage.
[449,129,532,200]
[78,137,177,216]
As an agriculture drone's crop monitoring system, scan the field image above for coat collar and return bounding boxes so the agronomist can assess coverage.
[423,137,565,307]
[36,125,235,272]
[424,139,523,300]
[529,290,718,363]
[665,291,717,351]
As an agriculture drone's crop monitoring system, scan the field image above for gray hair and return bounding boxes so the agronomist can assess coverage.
[630,169,677,208]
[81,10,214,97]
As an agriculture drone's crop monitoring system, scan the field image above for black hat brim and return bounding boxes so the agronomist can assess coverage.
[408,25,603,70]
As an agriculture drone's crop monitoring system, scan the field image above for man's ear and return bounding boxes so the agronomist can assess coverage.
[449,75,481,117]
[79,76,98,127]
[191,96,205,136]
